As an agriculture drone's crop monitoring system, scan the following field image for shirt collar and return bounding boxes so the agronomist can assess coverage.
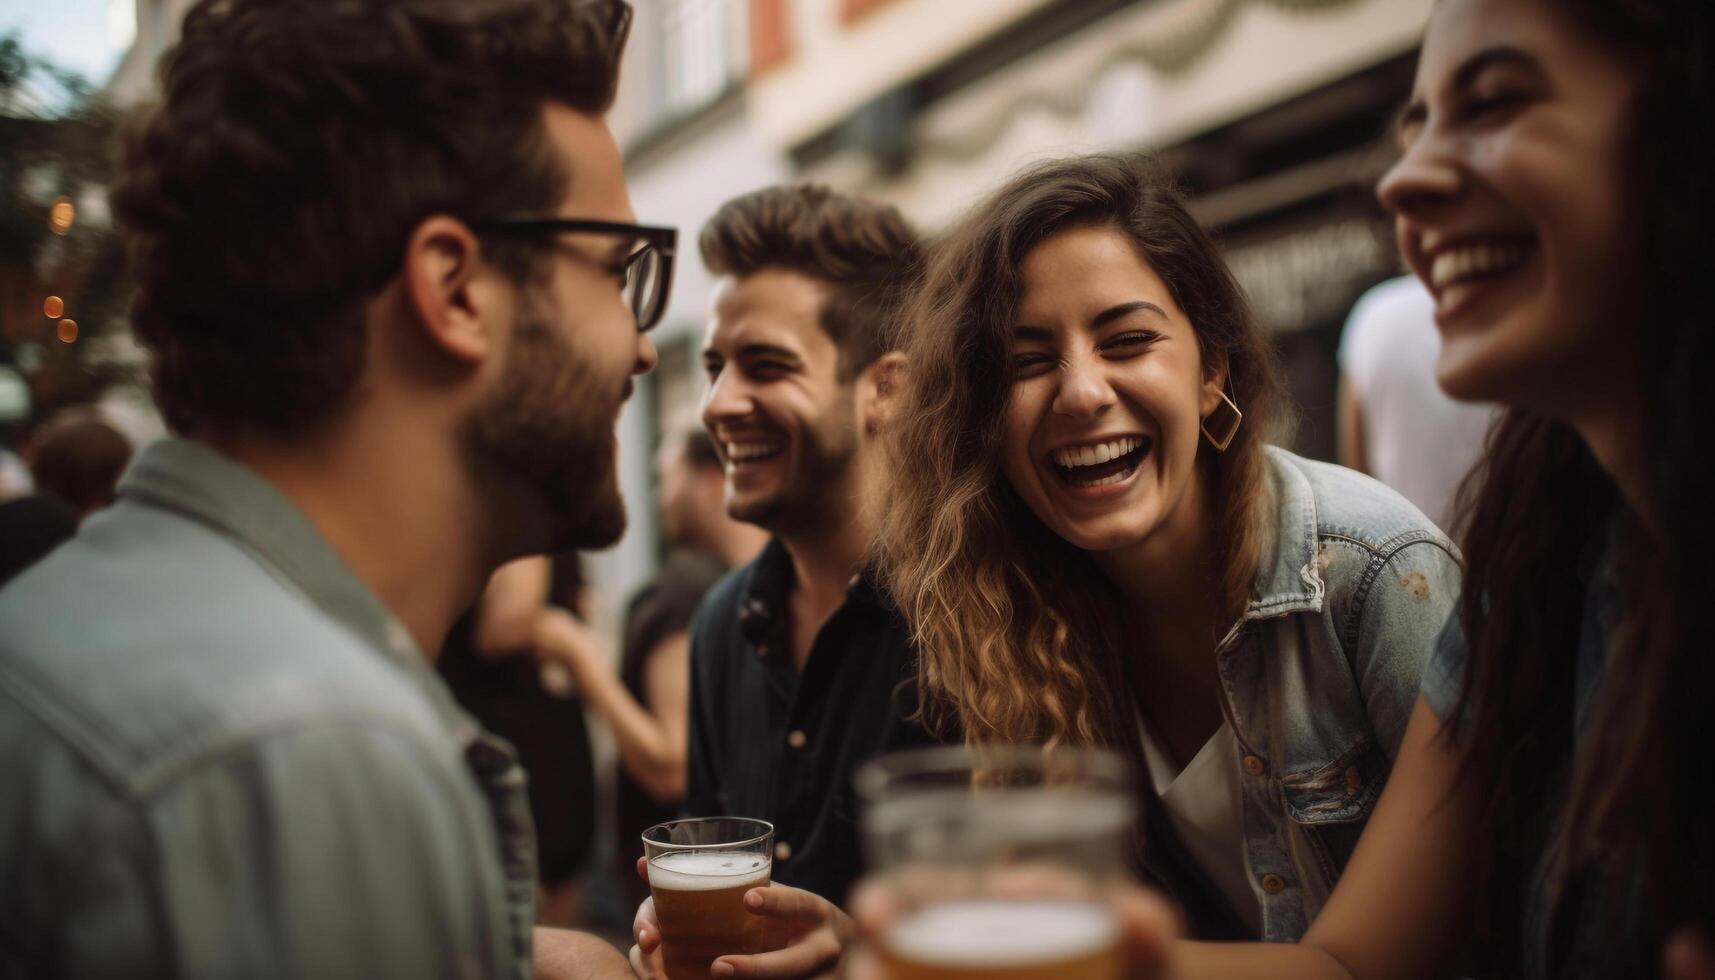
[118,437,481,739]
[740,536,890,632]
[1242,446,1325,620]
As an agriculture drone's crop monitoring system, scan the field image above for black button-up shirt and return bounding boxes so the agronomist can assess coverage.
[684,538,945,904]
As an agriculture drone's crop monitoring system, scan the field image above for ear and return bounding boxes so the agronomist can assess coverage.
[401,215,496,364]
[1199,349,1230,420]
[857,351,910,438]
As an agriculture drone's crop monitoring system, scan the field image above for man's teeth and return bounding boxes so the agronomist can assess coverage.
[1430,242,1530,289]
[1052,436,1142,469]
[725,442,782,462]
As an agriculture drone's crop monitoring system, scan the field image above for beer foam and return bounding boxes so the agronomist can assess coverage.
[885,900,1117,967]
[648,850,771,891]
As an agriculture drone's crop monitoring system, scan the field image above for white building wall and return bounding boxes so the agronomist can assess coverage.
[808,0,1432,229]
[746,0,1060,149]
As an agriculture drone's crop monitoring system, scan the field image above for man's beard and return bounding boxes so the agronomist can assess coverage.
[463,296,627,552]
[727,398,858,536]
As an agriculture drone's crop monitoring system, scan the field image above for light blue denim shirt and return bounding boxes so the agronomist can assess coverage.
[0,439,535,979]
[1146,447,1462,941]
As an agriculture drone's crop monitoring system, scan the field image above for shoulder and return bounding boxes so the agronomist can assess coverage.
[1270,446,1456,559]
[0,701,481,880]
[0,505,452,801]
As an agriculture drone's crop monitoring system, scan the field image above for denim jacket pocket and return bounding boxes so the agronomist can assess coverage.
[1278,734,1386,825]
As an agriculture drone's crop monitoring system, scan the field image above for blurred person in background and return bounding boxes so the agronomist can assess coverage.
[531,425,765,923]
[0,407,129,587]
[26,407,134,517]
[1335,275,1496,533]
[438,554,598,929]
[630,185,944,979]
[0,0,654,976]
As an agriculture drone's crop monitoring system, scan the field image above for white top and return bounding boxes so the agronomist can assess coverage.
[1337,276,1499,532]
[1137,717,1262,935]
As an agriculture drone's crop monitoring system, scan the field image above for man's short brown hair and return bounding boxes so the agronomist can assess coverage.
[112,0,632,438]
[699,185,921,381]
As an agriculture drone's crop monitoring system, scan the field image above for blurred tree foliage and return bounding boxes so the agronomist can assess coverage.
[0,31,131,437]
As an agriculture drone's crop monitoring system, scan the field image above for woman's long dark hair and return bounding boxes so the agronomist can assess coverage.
[1450,0,1714,970]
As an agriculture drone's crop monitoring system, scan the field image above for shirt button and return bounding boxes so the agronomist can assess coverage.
[1242,755,1265,777]
[1260,873,1287,895]
[774,841,792,861]
[786,730,807,749]
[1345,765,1362,793]
[754,643,768,660]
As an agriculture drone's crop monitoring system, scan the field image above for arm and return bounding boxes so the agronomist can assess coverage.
[475,556,553,655]
[1336,374,1368,474]
[533,926,631,980]
[1173,697,1476,980]
[533,607,688,803]
[1352,539,1463,760]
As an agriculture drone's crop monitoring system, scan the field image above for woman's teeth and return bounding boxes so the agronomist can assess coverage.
[1051,436,1149,488]
[1051,436,1142,468]
[1430,242,1531,289]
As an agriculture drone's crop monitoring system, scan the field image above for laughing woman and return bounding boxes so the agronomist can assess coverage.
[876,153,1462,941]
[1046,0,1712,977]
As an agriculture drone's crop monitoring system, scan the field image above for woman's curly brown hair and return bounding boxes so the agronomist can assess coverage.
[111,0,631,438]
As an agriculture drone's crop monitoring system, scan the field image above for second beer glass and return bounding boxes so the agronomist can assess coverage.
[856,745,1136,980]
[641,816,774,980]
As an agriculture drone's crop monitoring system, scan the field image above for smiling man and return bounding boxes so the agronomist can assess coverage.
[0,1,661,977]
[676,186,937,907]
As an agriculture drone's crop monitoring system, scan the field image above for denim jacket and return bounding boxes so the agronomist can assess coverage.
[1135,447,1462,941]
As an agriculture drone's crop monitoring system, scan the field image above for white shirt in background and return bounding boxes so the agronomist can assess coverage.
[1337,276,1499,533]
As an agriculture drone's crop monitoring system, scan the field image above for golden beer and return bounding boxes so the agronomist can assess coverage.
[648,850,772,980]
[879,899,1124,980]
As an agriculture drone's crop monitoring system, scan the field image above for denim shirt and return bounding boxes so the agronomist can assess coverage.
[1138,447,1462,941]
[0,439,535,979]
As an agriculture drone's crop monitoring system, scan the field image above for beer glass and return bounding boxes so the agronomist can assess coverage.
[855,745,1135,980]
[641,817,774,980]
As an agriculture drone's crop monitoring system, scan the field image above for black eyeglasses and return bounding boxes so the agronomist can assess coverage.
[469,218,677,332]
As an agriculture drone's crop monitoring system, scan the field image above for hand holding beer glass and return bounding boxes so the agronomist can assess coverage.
[854,745,1153,980]
[641,817,774,979]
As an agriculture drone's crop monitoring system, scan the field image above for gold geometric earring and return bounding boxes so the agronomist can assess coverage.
[1200,389,1243,452]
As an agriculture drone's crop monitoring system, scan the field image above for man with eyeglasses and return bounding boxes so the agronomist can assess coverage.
[0,1,660,977]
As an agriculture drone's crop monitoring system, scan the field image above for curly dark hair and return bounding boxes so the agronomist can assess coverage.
[112,0,632,438]
[699,184,922,381]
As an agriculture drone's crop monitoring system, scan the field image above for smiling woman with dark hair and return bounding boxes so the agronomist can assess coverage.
[1067,0,1715,977]
[876,153,1461,942]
